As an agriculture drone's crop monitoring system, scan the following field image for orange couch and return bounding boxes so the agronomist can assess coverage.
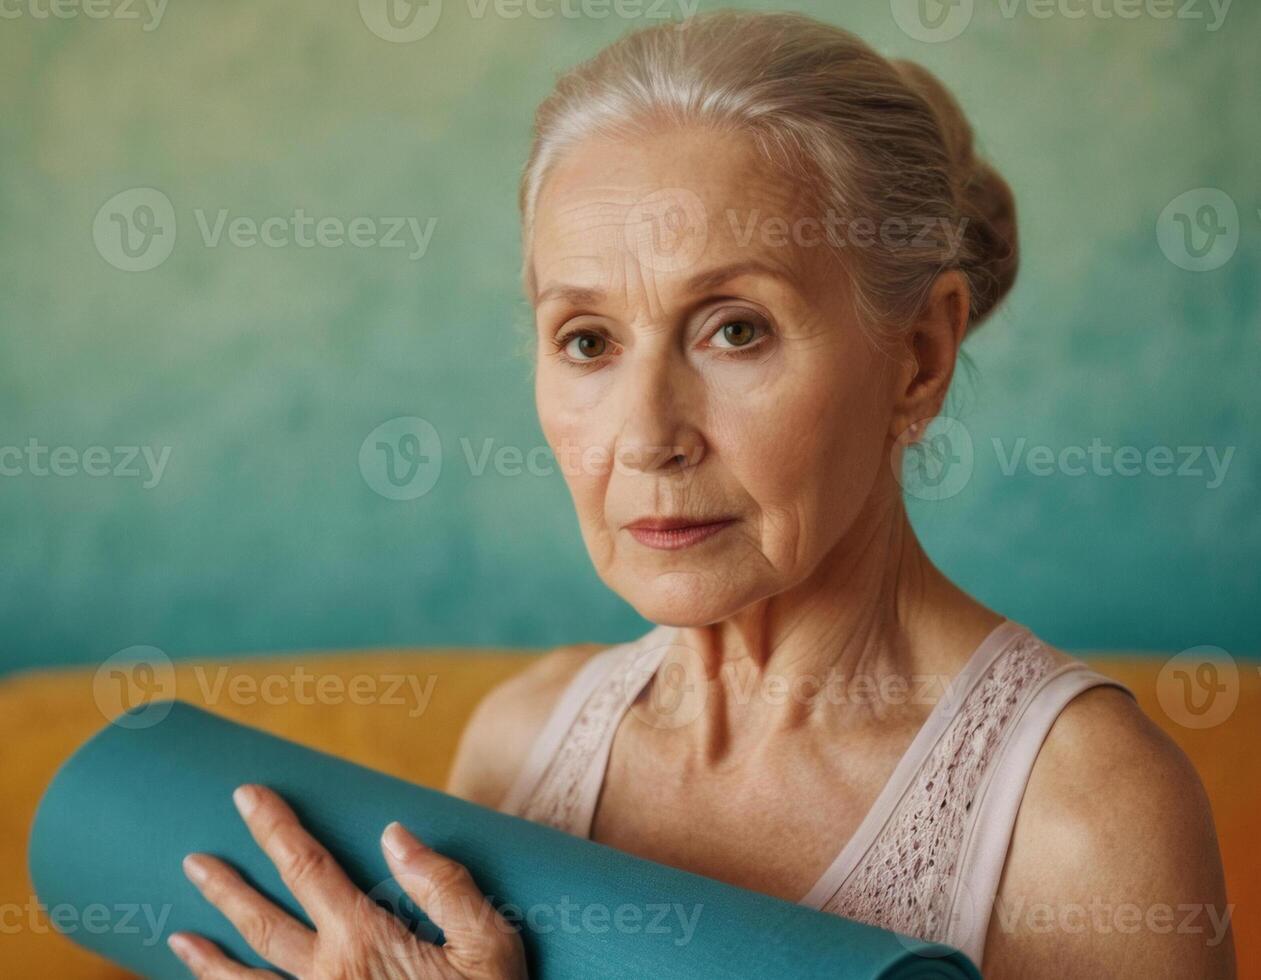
[2,649,1256,976]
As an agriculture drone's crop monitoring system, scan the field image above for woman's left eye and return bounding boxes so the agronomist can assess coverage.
[707,315,768,352]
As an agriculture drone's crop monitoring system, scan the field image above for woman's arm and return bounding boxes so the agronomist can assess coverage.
[983,686,1236,979]
[445,645,603,807]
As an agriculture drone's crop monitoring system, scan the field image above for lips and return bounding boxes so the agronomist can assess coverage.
[623,517,736,551]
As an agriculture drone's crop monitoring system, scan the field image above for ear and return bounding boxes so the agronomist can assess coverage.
[889,270,970,440]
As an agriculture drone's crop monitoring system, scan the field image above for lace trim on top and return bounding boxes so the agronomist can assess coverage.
[818,632,1059,940]
[515,626,1063,951]
[517,636,665,834]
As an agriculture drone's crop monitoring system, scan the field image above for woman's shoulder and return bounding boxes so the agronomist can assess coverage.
[443,642,610,808]
[1008,633,1195,815]
[982,644,1234,976]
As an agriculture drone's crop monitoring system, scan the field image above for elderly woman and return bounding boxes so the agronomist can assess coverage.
[166,10,1234,980]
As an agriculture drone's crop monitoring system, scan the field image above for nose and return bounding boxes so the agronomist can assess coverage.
[613,353,705,476]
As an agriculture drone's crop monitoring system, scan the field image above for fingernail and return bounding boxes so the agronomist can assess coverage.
[182,854,209,886]
[168,933,195,963]
[233,785,260,817]
[382,821,425,861]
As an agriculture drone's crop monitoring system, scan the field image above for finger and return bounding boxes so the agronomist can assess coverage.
[183,853,315,973]
[167,932,282,979]
[232,784,363,930]
[381,822,523,967]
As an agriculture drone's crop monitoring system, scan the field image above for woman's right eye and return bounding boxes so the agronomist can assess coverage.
[559,331,608,362]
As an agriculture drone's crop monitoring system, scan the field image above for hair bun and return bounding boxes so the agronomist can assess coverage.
[892,59,1019,332]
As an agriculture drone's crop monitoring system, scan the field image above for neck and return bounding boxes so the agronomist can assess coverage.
[648,499,1001,760]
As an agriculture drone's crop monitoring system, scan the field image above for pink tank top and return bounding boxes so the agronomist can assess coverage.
[501,619,1136,970]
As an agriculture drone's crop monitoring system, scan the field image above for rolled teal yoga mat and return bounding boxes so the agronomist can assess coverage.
[30,702,981,978]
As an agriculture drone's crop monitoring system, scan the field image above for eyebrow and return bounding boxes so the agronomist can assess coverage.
[533,259,798,308]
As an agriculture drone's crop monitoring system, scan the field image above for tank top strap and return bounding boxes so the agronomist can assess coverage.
[946,660,1135,966]
[813,627,1135,972]
[500,624,674,834]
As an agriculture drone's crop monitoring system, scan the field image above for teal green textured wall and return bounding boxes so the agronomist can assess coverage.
[1,0,1257,673]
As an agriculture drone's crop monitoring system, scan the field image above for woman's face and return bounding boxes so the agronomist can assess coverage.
[530,125,901,627]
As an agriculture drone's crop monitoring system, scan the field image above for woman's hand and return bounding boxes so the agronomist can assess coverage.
[168,784,527,979]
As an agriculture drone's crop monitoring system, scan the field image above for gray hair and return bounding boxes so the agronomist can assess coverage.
[518,9,1018,337]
